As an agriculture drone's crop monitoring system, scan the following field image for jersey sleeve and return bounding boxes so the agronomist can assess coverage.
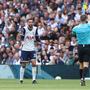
[20,28,26,41]
[35,27,40,42]
[72,26,77,37]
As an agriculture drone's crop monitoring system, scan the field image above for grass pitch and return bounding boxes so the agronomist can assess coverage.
[0,79,90,90]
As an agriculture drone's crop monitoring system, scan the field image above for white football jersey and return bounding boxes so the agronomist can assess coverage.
[22,26,37,51]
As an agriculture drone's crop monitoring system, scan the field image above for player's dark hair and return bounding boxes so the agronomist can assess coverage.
[27,17,34,22]
[80,14,87,22]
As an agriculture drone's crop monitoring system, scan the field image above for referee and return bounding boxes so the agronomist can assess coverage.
[72,14,90,86]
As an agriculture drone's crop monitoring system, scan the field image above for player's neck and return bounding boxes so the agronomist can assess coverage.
[28,26,33,31]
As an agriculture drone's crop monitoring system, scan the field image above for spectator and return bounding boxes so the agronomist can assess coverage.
[0,0,90,66]
[5,52,14,65]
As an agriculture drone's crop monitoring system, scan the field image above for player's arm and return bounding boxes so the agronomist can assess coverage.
[34,36,41,47]
[72,26,77,37]
[34,27,41,46]
[18,28,25,41]
[21,28,26,41]
[18,28,26,46]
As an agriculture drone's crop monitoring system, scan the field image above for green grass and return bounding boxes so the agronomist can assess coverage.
[0,79,90,90]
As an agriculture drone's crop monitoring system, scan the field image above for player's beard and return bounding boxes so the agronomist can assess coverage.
[28,25,33,31]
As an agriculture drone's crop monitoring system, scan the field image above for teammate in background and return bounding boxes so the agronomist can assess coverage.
[72,14,90,86]
[20,18,39,84]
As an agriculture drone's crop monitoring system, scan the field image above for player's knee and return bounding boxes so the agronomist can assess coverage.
[32,60,36,66]
[22,66,26,68]
[32,62,36,67]
[83,62,89,68]
[32,63,36,67]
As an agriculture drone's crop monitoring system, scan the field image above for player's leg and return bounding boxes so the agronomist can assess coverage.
[20,51,29,83]
[82,62,89,86]
[78,45,85,86]
[79,62,85,86]
[79,61,89,86]
[30,51,37,84]
[32,60,37,84]
[79,62,83,80]
[81,46,90,86]
[20,62,26,83]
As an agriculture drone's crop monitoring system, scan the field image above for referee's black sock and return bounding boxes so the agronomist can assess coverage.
[79,69,83,79]
[83,67,89,80]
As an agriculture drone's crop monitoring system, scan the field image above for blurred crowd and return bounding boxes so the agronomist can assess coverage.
[0,0,90,65]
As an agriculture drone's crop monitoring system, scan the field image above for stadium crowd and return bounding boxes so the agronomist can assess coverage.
[0,0,90,65]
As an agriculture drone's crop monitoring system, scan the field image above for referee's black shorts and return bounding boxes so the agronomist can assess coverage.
[78,44,90,62]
